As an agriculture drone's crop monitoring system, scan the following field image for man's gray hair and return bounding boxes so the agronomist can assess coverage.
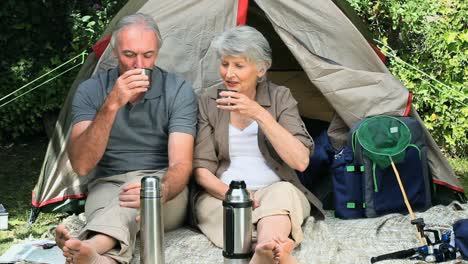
[110,13,163,51]
[212,26,272,72]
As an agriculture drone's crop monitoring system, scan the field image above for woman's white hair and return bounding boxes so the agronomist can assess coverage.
[110,13,163,51]
[212,26,272,73]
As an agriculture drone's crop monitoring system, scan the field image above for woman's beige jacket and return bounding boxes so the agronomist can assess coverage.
[190,80,326,225]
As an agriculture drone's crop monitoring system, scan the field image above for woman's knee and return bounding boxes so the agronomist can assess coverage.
[195,193,223,221]
[273,181,296,189]
[265,181,298,197]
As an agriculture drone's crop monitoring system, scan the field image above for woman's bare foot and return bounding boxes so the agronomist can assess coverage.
[250,240,278,264]
[63,239,116,264]
[55,224,71,250]
[272,237,297,264]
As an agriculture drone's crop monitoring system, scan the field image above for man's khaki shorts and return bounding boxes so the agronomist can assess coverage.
[78,169,188,263]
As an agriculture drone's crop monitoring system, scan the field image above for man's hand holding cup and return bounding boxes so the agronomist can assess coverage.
[140,68,153,90]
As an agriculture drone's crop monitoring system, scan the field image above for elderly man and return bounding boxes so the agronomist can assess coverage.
[55,13,197,264]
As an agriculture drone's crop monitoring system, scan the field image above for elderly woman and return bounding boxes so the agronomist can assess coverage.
[192,26,325,264]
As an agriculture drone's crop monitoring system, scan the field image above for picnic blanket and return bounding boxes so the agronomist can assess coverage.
[4,202,468,263]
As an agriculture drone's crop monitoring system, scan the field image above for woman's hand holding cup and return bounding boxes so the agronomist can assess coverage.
[216,90,265,120]
[216,88,236,106]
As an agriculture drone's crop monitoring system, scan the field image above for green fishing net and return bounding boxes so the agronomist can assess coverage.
[356,116,411,169]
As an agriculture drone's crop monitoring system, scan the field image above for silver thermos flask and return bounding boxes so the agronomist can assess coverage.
[140,176,164,264]
[223,180,253,264]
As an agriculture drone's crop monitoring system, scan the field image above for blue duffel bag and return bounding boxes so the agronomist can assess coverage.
[331,146,365,219]
[296,118,334,205]
[454,218,468,260]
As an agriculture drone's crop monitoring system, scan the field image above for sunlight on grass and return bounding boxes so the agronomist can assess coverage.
[447,158,468,177]
[448,157,468,191]
[0,212,65,255]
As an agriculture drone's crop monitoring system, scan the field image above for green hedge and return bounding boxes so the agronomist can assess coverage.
[347,0,467,156]
[0,0,127,141]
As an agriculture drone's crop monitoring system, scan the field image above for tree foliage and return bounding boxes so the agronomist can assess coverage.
[347,0,467,156]
[0,0,127,141]
[1,0,466,156]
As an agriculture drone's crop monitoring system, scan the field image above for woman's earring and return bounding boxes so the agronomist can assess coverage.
[257,75,265,83]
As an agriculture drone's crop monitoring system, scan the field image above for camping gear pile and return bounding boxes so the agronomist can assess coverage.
[354,116,431,244]
[332,116,432,220]
[370,218,468,263]
[370,227,457,263]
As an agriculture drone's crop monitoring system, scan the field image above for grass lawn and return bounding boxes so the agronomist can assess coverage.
[448,157,468,191]
[0,136,467,255]
[0,136,66,254]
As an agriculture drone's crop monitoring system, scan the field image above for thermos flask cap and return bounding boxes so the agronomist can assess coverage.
[224,180,252,206]
[140,176,161,198]
[229,180,247,189]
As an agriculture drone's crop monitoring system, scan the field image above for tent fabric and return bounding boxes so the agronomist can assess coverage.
[32,0,464,219]
[31,53,97,210]
[259,0,409,126]
[409,108,463,192]
[31,0,153,215]
[256,0,389,72]
[95,0,238,92]
[236,0,249,25]
[91,35,111,59]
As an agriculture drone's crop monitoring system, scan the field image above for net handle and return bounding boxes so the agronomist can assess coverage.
[389,156,425,246]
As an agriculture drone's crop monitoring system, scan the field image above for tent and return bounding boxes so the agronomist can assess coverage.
[30,0,465,223]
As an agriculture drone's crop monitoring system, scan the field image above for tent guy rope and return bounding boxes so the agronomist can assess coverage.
[374,39,467,106]
[0,51,88,109]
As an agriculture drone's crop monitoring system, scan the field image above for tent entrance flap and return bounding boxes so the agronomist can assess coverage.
[268,71,334,121]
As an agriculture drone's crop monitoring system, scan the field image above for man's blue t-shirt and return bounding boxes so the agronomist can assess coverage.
[71,66,197,177]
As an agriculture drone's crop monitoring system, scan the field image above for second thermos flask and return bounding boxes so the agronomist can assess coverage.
[140,176,164,264]
[223,180,253,264]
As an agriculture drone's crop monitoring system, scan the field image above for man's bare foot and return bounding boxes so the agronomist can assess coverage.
[250,240,278,264]
[55,224,71,250]
[272,237,297,264]
[63,239,116,264]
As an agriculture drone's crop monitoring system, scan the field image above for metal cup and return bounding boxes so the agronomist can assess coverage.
[217,88,236,106]
[141,68,153,89]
